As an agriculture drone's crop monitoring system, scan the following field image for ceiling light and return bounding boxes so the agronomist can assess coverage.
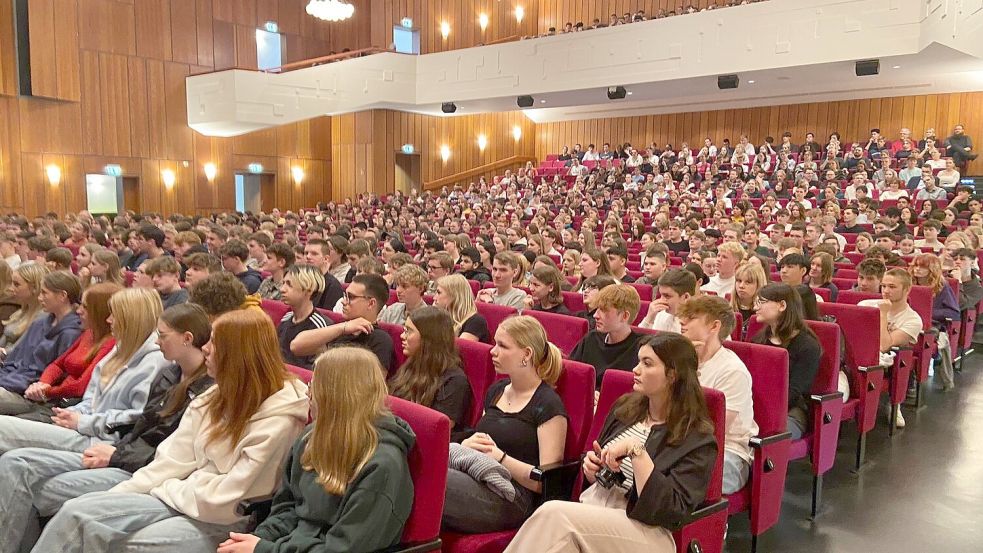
[892,65,901,69]
[747,80,755,84]
[626,91,633,95]
[305,0,355,22]
[540,99,547,104]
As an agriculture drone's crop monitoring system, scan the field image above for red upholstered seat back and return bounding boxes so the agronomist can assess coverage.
[475,303,518,339]
[261,299,290,324]
[525,311,588,356]
[725,341,789,437]
[744,320,840,396]
[555,359,596,460]
[456,339,495,426]
[285,364,313,384]
[836,290,880,305]
[561,291,586,313]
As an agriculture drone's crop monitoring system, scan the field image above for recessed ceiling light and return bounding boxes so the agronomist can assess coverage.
[748,80,755,84]
[540,99,547,103]
[892,65,901,69]
[626,91,633,95]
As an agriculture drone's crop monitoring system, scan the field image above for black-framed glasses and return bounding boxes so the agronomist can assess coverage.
[343,293,370,303]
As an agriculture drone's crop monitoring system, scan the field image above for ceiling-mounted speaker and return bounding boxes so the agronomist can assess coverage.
[441,102,457,114]
[717,74,739,89]
[517,95,534,108]
[607,86,627,100]
[855,59,880,76]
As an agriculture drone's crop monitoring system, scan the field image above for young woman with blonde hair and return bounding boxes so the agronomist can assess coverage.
[219,346,414,553]
[0,260,18,336]
[433,273,489,343]
[32,308,310,553]
[731,261,768,331]
[1,263,49,350]
[80,249,124,289]
[442,315,568,533]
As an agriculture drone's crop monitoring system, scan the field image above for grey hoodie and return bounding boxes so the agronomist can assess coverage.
[70,332,174,444]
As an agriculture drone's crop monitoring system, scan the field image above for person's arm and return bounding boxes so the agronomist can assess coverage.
[787,334,821,410]
[500,415,566,493]
[291,319,369,357]
[431,372,472,434]
[38,339,77,388]
[45,339,114,400]
[876,303,914,352]
[628,434,716,528]
[111,400,201,494]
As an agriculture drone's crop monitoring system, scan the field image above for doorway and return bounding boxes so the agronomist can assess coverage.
[395,153,422,195]
[121,176,141,213]
[236,173,276,214]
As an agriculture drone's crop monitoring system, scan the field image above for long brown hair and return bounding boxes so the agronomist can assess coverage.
[752,283,818,347]
[389,306,460,406]
[81,282,121,364]
[203,309,291,447]
[612,333,713,446]
[303,346,389,495]
[158,303,212,418]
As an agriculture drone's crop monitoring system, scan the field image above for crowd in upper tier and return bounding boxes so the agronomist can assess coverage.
[0,121,976,552]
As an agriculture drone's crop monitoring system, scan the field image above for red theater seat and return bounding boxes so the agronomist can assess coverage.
[525,310,588,356]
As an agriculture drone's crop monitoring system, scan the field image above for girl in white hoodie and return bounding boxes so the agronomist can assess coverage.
[32,308,310,553]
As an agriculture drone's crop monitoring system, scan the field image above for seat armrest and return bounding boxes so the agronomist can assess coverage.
[808,392,844,474]
[682,499,730,523]
[371,539,442,553]
[235,495,274,518]
[745,432,791,535]
[536,458,583,502]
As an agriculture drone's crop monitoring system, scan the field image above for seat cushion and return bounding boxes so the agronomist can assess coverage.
[442,530,518,553]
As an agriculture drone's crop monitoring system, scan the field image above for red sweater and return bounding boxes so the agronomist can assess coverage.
[38,330,116,400]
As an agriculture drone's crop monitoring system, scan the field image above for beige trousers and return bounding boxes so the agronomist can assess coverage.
[502,500,676,553]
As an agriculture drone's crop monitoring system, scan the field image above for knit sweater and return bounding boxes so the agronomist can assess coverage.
[38,329,116,400]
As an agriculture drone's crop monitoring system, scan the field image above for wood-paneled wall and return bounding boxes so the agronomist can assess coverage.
[536,0,727,31]
[331,110,537,199]
[0,0,362,216]
[535,92,983,175]
[369,0,540,54]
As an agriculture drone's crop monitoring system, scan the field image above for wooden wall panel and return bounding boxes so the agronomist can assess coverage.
[0,0,16,96]
[135,0,172,61]
[27,0,83,101]
[78,0,136,55]
[536,0,719,32]
[535,93,983,176]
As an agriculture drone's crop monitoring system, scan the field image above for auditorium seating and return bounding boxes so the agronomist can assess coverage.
[525,310,588,356]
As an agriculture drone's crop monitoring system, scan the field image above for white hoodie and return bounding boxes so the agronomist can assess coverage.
[111,379,309,525]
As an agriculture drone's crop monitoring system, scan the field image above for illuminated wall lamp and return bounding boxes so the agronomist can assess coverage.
[478,13,489,31]
[512,126,522,141]
[203,162,217,182]
[440,21,450,39]
[291,166,305,185]
[477,134,488,152]
[45,164,61,186]
[161,169,176,190]
[440,144,451,162]
[515,6,525,23]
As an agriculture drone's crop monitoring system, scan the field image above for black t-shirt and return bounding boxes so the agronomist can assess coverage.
[574,309,597,332]
[312,272,344,310]
[618,272,636,283]
[533,303,572,316]
[474,379,568,467]
[460,313,490,343]
[835,224,865,234]
[570,330,645,389]
[786,331,821,412]
[666,239,688,254]
[333,326,396,374]
[278,310,329,370]
[431,367,473,441]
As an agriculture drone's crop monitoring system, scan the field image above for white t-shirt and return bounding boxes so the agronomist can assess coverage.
[858,299,922,364]
[640,311,680,332]
[699,347,758,463]
[701,275,735,298]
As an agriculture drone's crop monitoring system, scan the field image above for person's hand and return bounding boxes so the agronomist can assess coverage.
[583,441,604,482]
[877,300,892,314]
[77,266,90,279]
[82,443,117,469]
[462,432,498,458]
[522,295,534,310]
[24,382,51,402]
[601,438,644,471]
[51,407,80,430]
[217,533,261,553]
[475,289,494,304]
[342,318,374,336]
[647,298,669,318]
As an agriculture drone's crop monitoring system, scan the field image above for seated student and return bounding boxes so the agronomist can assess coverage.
[126,225,166,272]
[189,272,251,320]
[424,252,454,295]
[778,253,822,302]
[80,249,125,290]
[854,258,886,293]
[183,252,222,289]
[909,254,960,391]
[678,296,756,494]
[303,239,346,310]
[457,247,492,285]
[952,248,983,312]
[442,316,568,533]
[523,265,571,315]
[219,239,263,295]
[0,303,212,553]
[10,283,119,422]
[257,242,295,301]
[44,248,74,273]
[33,308,308,553]
[1,263,48,351]
[808,252,839,302]
[701,242,745,297]
[634,249,668,286]
[475,252,530,309]
[325,234,353,284]
[575,275,618,332]
[379,264,429,326]
[433,274,489,343]
[390,306,472,439]
[0,288,168,456]
[145,256,189,309]
[244,231,271,270]
[0,272,83,415]
[751,283,822,440]
[732,262,768,329]
[504,333,716,553]
[570,285,645,390]
[218,346,413,553]
[606,244,636,283]
[277,265,329,371]
[914,220,945,253]
[292,274,396,373]
[573,249,615,291]
[638,269,697,332]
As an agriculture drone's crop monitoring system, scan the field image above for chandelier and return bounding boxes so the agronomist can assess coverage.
[306,0,355,22]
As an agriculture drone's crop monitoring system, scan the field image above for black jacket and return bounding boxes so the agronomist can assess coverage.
[460,267,492,285]
[108,365,214,473]
[596,404,716,531]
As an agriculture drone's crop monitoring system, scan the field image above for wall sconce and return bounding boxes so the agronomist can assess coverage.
[515,6,525,23]
[45,164,61,186]
[203,162,217,182]
[291,166,305,185]
[440,144,451,162]
[477,134,488,152]
[478,13,489,31]
[161,169,176,189]
[440,21,450,39]
[512,126,522,141]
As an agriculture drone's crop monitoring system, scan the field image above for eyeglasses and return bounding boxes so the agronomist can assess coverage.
[343,293,370,303]
[427,264,444,271]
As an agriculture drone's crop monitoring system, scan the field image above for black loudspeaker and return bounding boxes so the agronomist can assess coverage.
[517,95,534,108]
[607,86,627,100]
[441,102,457,114]
[717,75,739,89]
[855,59,880,76]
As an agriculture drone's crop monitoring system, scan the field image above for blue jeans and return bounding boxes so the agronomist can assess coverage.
[32,491,249,553]
[0,447,132,553]
[0,415,100,455]
[722,451,751,495]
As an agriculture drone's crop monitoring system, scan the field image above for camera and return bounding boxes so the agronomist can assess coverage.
[594,466,626,489]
